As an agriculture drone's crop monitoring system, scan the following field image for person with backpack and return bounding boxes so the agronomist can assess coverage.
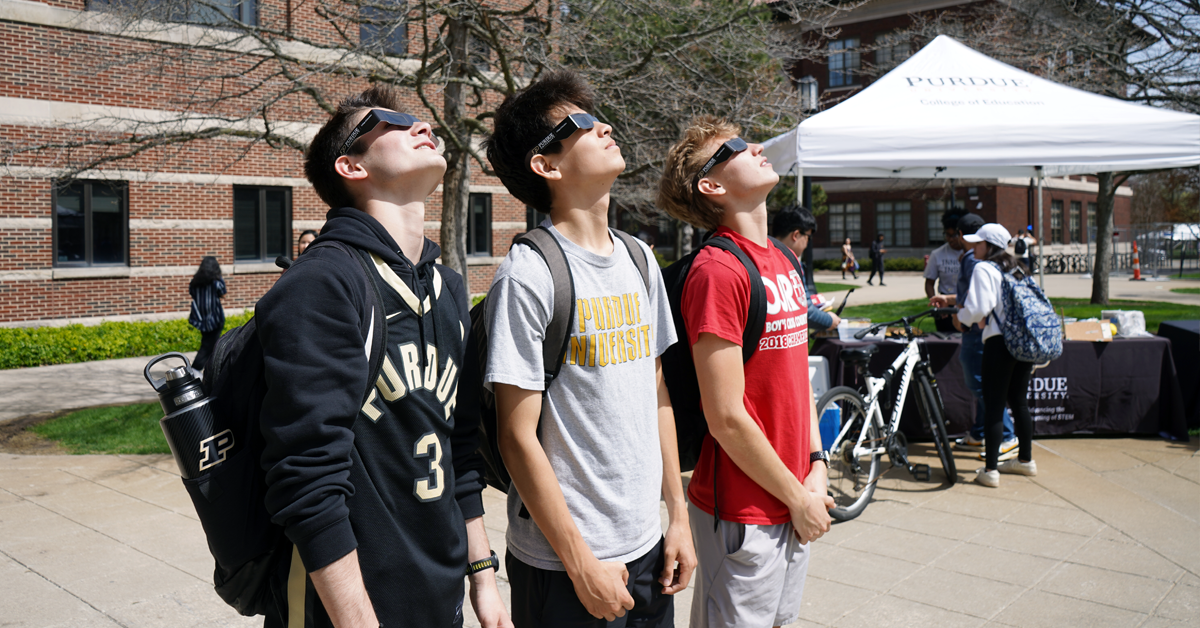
[657,116,833,628]
[188,256,226,371]
[840,237,859,280]
[929,213,1018,459]
[482,70,695,627]
[253,86,510,628]
[957,223,1042,488]
[771,205,840,331]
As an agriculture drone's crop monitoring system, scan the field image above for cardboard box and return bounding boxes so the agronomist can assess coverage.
[1063,320,1113,342]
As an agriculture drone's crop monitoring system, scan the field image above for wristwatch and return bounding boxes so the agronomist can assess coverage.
[810,450,830,467]
[468,550,500,575]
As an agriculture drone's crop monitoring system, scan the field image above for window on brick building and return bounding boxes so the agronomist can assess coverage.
[233,187,291,262]
[526,206,548,232]
[874,33,910,70]
[876,200,911,247]
[828,38,860,88]
[90,0,257,27]
[827,202,861,244]
[468,193,492,256]
[1087,202,1097,240]
[1050,200,1063,244]
[1069,201,1082,243]
[926,199,947,244]
[53,180,128,267]
[360,0,407,56]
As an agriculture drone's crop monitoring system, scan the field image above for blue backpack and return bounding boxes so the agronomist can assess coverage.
[986,261,1063,363]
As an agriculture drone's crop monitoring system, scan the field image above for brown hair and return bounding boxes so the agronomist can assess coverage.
[656,116,741,232]
[304,85,406,210]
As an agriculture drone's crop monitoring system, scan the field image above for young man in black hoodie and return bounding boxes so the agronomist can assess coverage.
[254,86,511,628]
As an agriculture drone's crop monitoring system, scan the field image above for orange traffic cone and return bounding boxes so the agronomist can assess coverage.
[1131,242,1143,281]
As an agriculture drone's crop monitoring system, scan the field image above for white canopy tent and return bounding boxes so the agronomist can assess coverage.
[761,35,1200,284]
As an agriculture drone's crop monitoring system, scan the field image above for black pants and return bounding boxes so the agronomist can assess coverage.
[507,537,673,628]
[933,313,957,333]
[193,329,221,371]
[868,258,884,283]
[981,336,1035,469]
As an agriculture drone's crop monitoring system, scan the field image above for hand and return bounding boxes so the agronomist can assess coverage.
[827,312,842,328]
[790,490,832,545]
[468,573,514,628]
[929,295,950,308]
[570,559,634,621]
[660,521,696,595]
[802,462,831,506]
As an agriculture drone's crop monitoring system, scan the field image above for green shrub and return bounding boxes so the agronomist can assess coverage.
[0,311,255,370]
[813,257,926,272]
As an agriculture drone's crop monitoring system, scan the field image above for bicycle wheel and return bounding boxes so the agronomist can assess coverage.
[915,369,957,485]
[817,386,881,521]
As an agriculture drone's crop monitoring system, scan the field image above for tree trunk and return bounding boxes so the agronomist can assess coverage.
[1089,172,1117,305]
[439,17,470,280]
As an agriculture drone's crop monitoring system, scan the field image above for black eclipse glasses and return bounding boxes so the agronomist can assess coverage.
[339,109,422,155]
[696,137,748,180]
[527,113,599,163]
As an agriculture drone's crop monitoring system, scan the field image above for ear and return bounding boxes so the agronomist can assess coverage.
[696,176,725,199]
[334,155,369,183]
[529,154,563,182]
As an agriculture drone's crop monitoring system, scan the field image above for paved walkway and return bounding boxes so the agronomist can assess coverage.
[1,277,1197,626]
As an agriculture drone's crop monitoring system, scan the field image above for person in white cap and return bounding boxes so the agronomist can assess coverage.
[956,223,1039,488]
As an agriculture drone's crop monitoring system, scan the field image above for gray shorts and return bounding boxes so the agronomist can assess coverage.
[688,501,809,628]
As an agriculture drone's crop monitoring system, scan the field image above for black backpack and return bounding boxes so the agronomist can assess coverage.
[660,234,805,473]
[1014,236,1028,256]
[457,226,651,493]
[181,241,386,616]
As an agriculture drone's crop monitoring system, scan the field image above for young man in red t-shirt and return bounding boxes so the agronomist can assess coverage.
[657,116,833,628]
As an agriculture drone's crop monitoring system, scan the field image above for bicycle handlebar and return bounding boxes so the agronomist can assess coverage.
[851,308,957,340]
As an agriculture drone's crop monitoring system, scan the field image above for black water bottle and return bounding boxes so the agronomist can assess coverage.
[144,352,236,480]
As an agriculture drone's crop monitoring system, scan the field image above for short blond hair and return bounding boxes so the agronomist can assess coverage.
[657,116,741,232]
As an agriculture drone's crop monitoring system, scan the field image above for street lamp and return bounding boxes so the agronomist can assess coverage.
[799,76,819,114]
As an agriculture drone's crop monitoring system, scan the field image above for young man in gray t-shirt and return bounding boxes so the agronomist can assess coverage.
[482,70,695,627]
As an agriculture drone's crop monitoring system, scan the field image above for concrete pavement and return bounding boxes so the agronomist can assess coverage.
[1,276,1198,626]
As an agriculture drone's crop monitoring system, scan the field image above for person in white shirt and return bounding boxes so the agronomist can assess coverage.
[956,224,1038,488]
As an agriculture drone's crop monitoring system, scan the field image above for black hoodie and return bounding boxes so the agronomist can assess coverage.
[256,207,482,627]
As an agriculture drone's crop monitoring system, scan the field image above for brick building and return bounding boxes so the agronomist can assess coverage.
[787,0,1132,261]
[0,0,524,326]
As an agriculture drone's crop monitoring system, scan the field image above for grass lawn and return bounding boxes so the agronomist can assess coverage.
[814,282,858,293]
[30,403,169,455]
[1171,287,1200,295]
[838,298,1200,334]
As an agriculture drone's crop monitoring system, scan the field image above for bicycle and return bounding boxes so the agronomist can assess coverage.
[817,308,958,522]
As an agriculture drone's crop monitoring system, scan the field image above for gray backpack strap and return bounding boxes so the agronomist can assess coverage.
[611,229,651,292]
[514,227,575,386]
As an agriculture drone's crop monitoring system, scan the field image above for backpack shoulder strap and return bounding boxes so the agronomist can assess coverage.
[611,229,652,292]
[700,236,764,363]
[308,240,388,406]
[514,227,575,387]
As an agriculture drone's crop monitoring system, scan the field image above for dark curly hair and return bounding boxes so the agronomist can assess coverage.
[304,85,406,210]
[484,70,596,213]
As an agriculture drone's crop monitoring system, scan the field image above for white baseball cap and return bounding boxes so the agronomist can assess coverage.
[962,223,1012,250]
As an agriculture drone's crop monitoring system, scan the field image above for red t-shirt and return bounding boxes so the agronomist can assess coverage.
[683,227,812,525]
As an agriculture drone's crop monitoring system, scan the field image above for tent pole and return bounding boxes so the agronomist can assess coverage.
[1036,167,1045,288]
[797,168,804,206]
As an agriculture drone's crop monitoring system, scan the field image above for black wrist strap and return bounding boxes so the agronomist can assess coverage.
[468,550,500,575]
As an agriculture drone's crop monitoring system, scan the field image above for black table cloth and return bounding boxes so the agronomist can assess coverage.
[1157,321,1199,430]
[812,335,1188,441]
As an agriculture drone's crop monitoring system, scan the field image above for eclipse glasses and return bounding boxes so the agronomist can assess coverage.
[696,137,748,180]
[527,113,599,163]
[340,109,429,155]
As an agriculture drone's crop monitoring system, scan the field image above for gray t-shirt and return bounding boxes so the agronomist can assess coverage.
[484,221,676,570]
[923,243,960,295]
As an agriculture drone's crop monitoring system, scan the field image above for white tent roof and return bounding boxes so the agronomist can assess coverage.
[762,35,1200,179]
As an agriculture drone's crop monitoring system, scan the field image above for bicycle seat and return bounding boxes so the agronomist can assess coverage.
[839,344,878,365]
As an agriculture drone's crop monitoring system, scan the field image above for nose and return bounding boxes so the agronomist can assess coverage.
[412,121,433,137]
[749,142,764,155]
[596,120,612,137]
